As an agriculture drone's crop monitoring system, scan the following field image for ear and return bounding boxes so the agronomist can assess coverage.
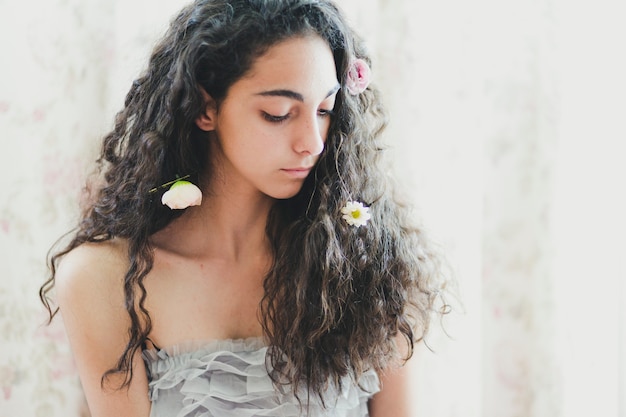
[195,88,218,132]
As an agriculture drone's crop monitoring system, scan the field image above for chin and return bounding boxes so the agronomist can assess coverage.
[271,191,302,200]
[267,185,306,200]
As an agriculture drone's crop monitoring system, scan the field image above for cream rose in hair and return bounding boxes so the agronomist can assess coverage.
[161,180,202,209]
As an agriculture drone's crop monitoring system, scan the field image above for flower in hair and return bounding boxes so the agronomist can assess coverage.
[161,180,202,210]
[346,58,371,95]
[341,201,371,227]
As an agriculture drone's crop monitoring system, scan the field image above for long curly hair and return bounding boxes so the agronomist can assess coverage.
[40,0,448,401]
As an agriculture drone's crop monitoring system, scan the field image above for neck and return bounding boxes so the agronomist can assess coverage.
[153,183,275,263]
[204,188,274,258]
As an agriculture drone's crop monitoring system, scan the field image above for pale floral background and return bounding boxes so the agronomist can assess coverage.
[1,0,625,416]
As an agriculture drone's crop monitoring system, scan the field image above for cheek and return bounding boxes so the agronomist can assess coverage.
[321,120,332,142]
[231,129,278,167]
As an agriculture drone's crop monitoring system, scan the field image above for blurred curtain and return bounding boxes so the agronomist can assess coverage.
[0,0,624,416]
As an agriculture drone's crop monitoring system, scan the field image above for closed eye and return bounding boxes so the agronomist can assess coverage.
[262,112,290,123]
[318,109,335,118]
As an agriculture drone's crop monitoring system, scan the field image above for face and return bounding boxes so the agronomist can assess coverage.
[200,35,339,200]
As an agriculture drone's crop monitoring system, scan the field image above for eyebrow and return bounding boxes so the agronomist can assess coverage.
[255,83,341,102]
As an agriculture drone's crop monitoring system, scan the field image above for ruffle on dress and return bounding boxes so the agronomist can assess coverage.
[143,337,380,417]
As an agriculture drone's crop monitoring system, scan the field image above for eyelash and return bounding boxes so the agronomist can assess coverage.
[262,112,290,123]
[261,109,335,124]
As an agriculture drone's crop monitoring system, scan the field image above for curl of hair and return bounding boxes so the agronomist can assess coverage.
[40,0,449,401]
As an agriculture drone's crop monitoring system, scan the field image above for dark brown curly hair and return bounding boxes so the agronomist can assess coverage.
[40,0,448,401]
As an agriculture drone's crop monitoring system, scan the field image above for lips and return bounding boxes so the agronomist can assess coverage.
[281,166,314,178]
[283,166,313,172]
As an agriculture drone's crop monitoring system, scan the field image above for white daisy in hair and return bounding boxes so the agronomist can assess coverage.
[341,201,371,227]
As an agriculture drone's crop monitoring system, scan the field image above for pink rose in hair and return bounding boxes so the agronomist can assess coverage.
[346,58,371,95]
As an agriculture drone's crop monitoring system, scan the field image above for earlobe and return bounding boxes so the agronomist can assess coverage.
[195,88,217,132]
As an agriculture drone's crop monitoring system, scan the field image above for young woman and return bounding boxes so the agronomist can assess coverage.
[40,0,447,416]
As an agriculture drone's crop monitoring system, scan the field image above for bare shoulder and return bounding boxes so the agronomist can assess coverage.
[55,239,151,416]
[55,239,129,307]
[54,238,132,353]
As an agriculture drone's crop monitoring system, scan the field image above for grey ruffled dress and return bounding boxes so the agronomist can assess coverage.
[142,337,380,417]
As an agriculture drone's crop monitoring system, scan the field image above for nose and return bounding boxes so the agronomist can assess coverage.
[293,114,325,156]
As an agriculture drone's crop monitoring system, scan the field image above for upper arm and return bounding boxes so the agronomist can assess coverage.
[368,337,420,417]
[368,363,412,417]
[55,242,151,417]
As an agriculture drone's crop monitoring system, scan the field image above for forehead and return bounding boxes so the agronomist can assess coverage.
[231,35,338,98]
